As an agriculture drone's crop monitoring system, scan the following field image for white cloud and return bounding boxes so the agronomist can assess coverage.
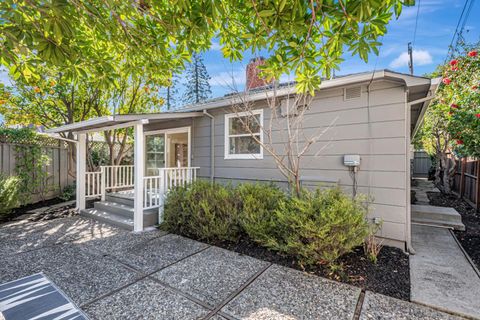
[389,50,433,69]
[209,69,246,89]
[210,41,222,51]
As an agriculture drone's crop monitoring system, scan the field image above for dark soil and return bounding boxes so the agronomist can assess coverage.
[199,236,410,301]
[0,197,67,223]
[428,191,480,269]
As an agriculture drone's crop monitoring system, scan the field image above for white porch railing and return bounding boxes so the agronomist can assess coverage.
[103,165,134,192]
[85,171,102,197]
[143,167,199,209]
[85,166,199,210]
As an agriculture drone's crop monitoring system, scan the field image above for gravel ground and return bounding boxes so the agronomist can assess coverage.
[428,191,480,270]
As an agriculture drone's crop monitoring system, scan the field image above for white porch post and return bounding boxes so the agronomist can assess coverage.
[133,123,144,232]
[76,133,86,210]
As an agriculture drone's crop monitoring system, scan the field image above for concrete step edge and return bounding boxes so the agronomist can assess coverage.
[412,218,466,231]
[80,209,133,230]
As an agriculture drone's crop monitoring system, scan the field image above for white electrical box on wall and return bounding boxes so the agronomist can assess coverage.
[343,154,361,167]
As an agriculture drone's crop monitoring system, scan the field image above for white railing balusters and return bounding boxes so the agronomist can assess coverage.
[85,171,102,198]
[86,165,200,209]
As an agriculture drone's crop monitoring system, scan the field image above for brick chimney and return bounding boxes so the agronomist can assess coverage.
[246,57,271,91]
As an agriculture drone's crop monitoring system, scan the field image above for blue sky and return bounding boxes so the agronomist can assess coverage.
[1,1,479,103]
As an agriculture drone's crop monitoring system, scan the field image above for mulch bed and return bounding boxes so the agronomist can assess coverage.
[0,198,98,224]
[428,191,480,270]
[200,236,410,301]
[0,197,67,223]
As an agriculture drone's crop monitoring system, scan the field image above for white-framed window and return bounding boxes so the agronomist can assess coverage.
[224,109,263,159]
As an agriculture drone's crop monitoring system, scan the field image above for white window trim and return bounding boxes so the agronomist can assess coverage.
[224,109,264,160]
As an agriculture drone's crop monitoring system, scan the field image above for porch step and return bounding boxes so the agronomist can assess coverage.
[94,201,156,217]
[93,201,158,227]
[80,208,134,230]
[105,193,134,206]
[412,204,465,231]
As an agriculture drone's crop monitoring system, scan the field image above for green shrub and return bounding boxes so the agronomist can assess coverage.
[163,180,370,268]
[237,183,287,246]
[163,180,241,241]
[0,174,21,218]
[59,184,76,201]
[265,188,370,266]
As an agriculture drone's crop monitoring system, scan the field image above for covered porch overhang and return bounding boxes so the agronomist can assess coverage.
[46,112,204,232]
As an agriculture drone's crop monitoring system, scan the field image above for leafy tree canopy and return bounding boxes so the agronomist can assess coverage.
[1,0,414,93]
[435,45,479,158]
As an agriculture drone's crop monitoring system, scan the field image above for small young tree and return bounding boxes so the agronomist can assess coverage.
[182,53,212,105]
[228,85,337,197]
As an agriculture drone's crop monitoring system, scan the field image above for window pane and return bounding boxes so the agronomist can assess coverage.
[229,136,260,155]
[229,114,260,135]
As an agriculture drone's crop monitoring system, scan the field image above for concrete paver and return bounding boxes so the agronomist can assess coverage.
[222,264,361,320]
[83,278,210,320]
[153,246,270,306]
[360,291,463,320]
[410,224,480,319]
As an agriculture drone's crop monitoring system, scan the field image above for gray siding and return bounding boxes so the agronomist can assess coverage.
[149,79,409,247]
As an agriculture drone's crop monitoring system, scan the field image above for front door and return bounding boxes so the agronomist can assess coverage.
[144,127,190,176]
[145,134,165,176]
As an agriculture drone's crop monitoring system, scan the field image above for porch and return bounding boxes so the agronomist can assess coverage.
[46,112,205,231]
[82,166,199,230]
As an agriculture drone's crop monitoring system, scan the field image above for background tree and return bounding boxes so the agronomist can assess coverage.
[164,74,180,110]
[182,53,212,105]
[417,44,479,193]
[0,0,414,95]
[0,64,162,175]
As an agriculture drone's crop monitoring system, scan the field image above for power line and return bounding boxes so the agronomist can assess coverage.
[445,0,473,62]
[412,0,421,46]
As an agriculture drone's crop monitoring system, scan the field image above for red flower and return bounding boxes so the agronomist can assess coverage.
[451,66,459,71]
[476,113,480,119]
[457,140,464,145]
[473,86,478,90]
[451,103,459,109]
[467,50,478,57]
[450,59,458,66]
[443,78,451,85]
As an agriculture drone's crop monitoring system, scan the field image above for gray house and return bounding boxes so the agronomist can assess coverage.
[47,68,438,252]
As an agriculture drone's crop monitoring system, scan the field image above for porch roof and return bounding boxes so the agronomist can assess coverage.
[45,112,204,134]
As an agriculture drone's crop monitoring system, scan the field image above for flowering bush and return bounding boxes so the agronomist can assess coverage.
[441,48,480,158]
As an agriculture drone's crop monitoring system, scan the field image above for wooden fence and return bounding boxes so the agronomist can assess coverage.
[0,142,71,204]
[413,150,433,177]
[452,158,480,211]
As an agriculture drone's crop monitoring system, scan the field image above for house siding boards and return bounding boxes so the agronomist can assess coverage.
[148,80,409,248]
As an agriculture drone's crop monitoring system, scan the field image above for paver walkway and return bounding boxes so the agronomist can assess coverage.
[412,177,440,205]
[0,216,464,319]
[410,224,480,319]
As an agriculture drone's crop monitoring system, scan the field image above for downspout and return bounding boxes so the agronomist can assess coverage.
[405,89,415,255]
[203,110,215,181]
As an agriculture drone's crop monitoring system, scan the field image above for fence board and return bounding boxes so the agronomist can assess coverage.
[453,157,479,211]
[0,142,69,204]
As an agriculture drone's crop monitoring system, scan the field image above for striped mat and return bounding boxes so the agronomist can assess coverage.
[0,273,88,320]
